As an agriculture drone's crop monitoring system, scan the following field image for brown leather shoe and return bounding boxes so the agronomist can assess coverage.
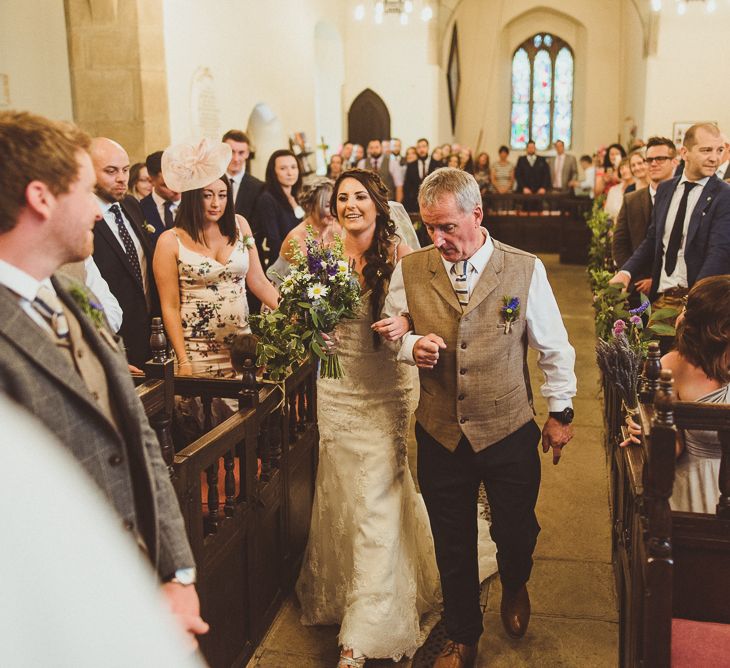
[433,640,477,668]
[501,584,531,639]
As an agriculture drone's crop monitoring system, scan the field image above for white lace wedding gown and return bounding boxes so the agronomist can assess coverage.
[295,292,442,660]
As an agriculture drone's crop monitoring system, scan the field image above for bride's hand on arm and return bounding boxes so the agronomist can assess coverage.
[153,231,191,374]
[239,216,279,310]
[372,315,411,341]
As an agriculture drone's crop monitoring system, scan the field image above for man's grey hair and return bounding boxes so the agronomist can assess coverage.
[418,167,481,214]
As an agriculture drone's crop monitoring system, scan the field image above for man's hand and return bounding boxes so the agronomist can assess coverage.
[372,315,410,341]
[634,277,652,295]
[609,272,630,289]
[537,187,547,195]
[522,187,533,195]
[413,333,446,369]
[128,364,144,374]
[161,582,209,651]
[541,416,574,465]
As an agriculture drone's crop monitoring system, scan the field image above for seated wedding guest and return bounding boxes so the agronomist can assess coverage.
[595,143,626,195]
[575,154,595,197]
[154,139,278,378]
[249,149,304,270]
[128,161,153,200]
[624,276,730,513]
[604,157,635,221]
[624,149,648,194]
[140,150,181,245]
[0,110,205,649]
[223,129,264,220]
[405,146,417,163]
[474,152,491,196]
[266,178,339,286]
[90,137,159,370]
[447,154,461,169]
[327,153,344,180]
[0,396,204,667]
[491,145,515,194]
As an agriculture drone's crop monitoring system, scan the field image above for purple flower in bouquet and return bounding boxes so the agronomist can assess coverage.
[629,301,650,316]
[613,319,626,336]
[629,315,642,326]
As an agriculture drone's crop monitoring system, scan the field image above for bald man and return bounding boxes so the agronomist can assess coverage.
[90,138,159,369]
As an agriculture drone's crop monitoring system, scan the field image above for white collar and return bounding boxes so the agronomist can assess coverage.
[227,169,244,183]
[95,195,115,215]
[440,228,492,275]
[678,174,710,188]
[0,258,52,302]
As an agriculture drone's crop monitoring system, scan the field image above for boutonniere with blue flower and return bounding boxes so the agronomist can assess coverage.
[69,285,106,329]
[242,234,255,249]
[500,296,520,334]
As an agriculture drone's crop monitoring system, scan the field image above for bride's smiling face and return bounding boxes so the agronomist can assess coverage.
[336,177,377,233]
[201,179,228,223]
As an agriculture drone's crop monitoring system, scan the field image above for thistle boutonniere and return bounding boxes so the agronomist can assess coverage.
[143,222,156,235]
[500,296,520,334]
[69,285,106,329]
[242,234,255,249]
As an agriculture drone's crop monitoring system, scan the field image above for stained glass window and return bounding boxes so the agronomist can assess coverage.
[510,34,574,150]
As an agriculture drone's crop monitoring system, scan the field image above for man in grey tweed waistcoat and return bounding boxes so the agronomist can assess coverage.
[0,111,207,650]
[381,168,576,667]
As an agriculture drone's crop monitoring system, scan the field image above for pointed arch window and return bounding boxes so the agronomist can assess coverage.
[510,34,573,150]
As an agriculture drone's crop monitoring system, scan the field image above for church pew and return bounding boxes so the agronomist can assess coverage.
[620,369,730,667]
[171,352,318,668]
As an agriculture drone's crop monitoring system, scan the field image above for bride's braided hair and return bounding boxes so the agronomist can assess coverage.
[330,169,397,347]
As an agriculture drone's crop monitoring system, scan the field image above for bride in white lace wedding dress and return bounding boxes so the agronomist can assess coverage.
[295,170,441,665]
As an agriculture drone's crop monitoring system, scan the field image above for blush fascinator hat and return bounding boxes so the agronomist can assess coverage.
[162,139,232,193]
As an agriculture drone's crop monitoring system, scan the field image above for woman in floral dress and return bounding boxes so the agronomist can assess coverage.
[153,140,278,378]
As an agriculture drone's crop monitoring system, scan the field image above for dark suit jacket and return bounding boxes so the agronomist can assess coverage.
[249,189,300,269]
[0,276,193,578]
[139,193,166,246]
[93,195,160,368]
[612,187,652,274]
[514,155,552,193]
[234,172,265,220]
[622,175,730,301]
[403,158,443,212]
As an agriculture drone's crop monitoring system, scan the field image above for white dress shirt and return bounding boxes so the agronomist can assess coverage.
[151,190,179,228]
[383,231,576,411]
[717,160,729,180]
[227,168,245,202]
[96,196,148,299]
[553,154,565,188]
[657,174,709,293]
[649,184,657,205]
[83,256,123,333]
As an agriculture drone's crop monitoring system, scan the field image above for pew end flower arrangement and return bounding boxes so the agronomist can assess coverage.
[250,229,361,381]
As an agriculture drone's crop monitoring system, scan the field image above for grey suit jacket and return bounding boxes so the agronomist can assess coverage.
[548,153,578,191]
[0,274,193,578]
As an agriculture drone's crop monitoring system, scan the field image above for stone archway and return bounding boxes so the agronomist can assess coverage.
[347,89,391,148]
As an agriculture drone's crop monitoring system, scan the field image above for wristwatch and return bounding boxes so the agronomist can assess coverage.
[549,407,574,425]
[168,567,197,586]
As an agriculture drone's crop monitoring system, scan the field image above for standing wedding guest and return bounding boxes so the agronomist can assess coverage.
[154,140,278,378]
[623,276,730,513]
[382,167,576,666]
[249,149,303,270]
[222,129,264,221]
[352,144,365,166]
[327,154,344,180]
[612,136,679,286]
[432,146,444,163]
[595,143,626,196]
[0,110,206,650]
[624,149,648,194]
[128,162,153,200]
[514,140,551,195]
[604,157,635,221]
[459,147,474,173]
[266,178,339,286]
[575,154,596,197]
[403,138,443,212]
[340,141,354,168]
[548,140,578,192]
[490,146,515,194]
[357,139,404,201]
[296,170,441,667]
[405,146,418,164]
[447,154,461,169]
[390,137,405,165]
[473,152,491,196]
[716,134,730,181]
[610,123,730,311]
[90,137,159,371]
[139,150,181,245]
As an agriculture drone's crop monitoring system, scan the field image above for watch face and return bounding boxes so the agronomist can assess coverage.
[564,408,574,423]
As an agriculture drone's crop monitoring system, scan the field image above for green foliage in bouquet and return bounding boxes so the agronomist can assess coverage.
[248,309,308,382]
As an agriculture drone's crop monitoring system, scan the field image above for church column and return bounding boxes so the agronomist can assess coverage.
[64,0,170,161]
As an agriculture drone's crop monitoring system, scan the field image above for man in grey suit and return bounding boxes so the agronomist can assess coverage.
[548,140,578,192]
[0,110,207,649]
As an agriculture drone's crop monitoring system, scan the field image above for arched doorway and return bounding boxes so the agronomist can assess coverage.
[347,89,391,147]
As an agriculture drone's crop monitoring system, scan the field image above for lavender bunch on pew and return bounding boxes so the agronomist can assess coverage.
[596,333,644,411]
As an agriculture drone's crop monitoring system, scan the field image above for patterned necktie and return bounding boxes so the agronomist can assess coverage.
[372,157,378,171]
[163,200,174,229]
[109,203,143,285]
[451,260,470,307]
[665,181,699,276]
[33,285,69,339]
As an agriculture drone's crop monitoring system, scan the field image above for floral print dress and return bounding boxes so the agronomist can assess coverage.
[175,231,251,378]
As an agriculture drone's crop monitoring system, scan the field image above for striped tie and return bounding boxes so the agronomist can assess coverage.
[452,260,470,307]
[33,285,69,339]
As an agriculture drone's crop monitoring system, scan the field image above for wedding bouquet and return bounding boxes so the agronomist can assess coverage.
[253,228,361,380]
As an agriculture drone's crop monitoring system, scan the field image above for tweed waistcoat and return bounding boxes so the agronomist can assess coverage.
[402,239,536,452]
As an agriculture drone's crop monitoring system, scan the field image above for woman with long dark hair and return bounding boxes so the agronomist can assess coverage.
[249,149,303,269]
[153,140,278,378]
[296,169,441,667]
